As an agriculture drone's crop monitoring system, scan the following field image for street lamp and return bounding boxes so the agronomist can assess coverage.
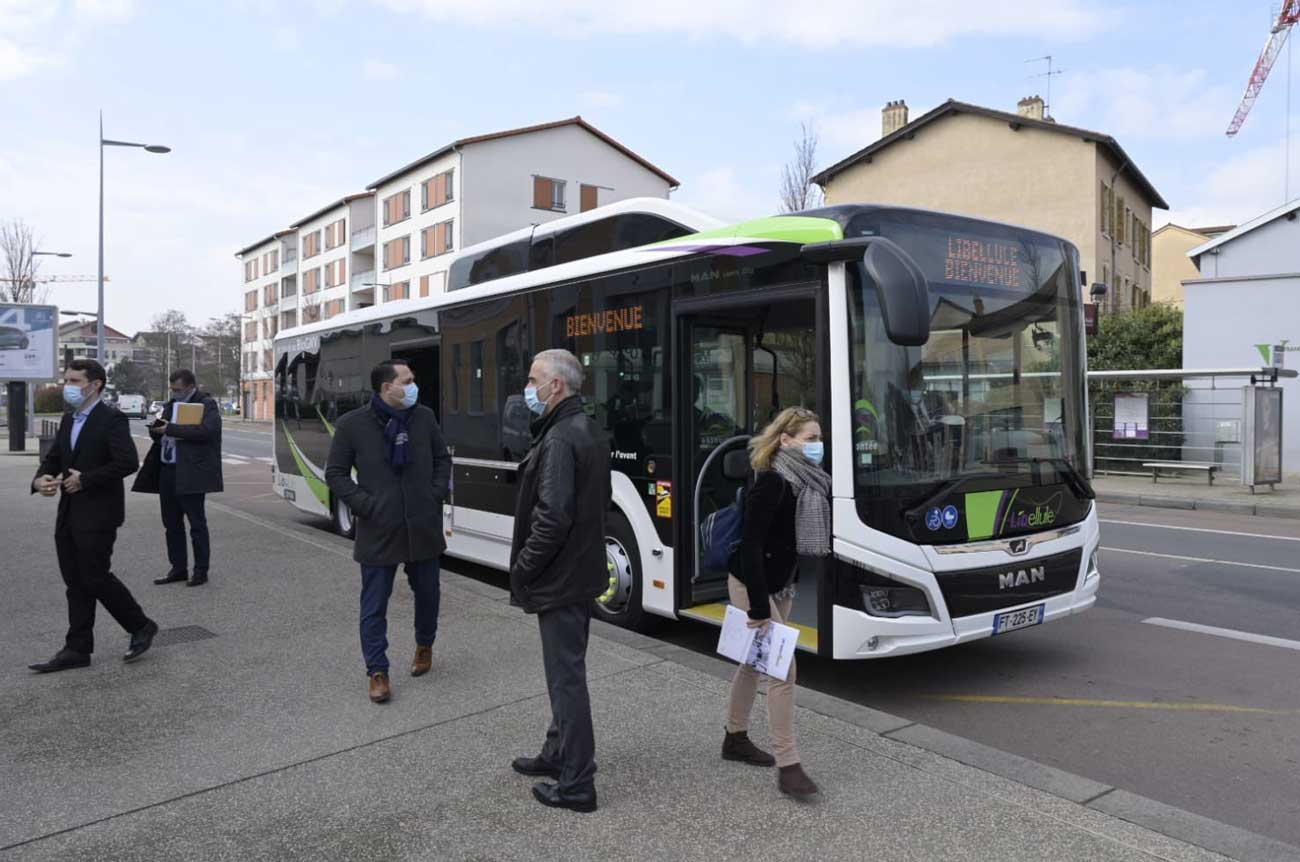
[33,251,73,258]
[99,111,169,363]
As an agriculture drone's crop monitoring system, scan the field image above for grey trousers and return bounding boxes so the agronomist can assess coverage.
[537,601,597,791]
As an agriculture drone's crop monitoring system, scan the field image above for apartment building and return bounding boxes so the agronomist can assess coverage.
[58,320,133,366]
[1151,222,1234,305]
[814,97,1169,313]
[236,115,678,419]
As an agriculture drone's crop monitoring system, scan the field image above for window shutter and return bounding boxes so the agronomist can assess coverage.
[533,177,551,209]
[444,220,453,252]
[581,184,598,212]
[420,275,430,297]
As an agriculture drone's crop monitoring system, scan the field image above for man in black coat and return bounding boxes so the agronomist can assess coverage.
[325,359,451,704]
[508,348,611,814]
[132,369,223,587]
[29,359,158,672]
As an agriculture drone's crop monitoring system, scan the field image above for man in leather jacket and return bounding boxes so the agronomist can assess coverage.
[508,349,611,814]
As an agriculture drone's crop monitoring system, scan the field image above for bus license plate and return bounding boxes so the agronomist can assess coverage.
[993,604,1044,635]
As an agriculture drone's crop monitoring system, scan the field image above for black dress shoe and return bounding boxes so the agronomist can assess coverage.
[29,651,90,673]
[153,571,188,585]
[124,620,159,662]
[512,755,561,779]
[186,572,208,587]
[531,781,597,813]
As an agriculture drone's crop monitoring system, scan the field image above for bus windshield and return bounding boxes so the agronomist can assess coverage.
[845,210,1089,541]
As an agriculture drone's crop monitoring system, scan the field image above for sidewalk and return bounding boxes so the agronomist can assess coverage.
[1,457,1294,861]
[1093,473,1300,520]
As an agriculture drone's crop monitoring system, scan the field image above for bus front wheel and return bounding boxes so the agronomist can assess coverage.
[332,496,356,540]
[594,510,653,632]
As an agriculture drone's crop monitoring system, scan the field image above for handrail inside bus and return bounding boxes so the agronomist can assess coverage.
[692,435,752,585]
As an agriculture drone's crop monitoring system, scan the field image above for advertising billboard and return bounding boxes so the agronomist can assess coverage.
[0,304,58,382]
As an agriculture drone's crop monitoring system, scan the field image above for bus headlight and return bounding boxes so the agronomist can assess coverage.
[861,584,932,618]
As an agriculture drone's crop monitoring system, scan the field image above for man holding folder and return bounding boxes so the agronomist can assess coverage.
[133,369,223,587]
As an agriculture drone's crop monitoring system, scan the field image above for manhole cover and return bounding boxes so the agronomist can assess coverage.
[152,625,217,647]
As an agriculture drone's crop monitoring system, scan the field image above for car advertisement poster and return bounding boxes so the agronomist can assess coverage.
[0,304,58,381]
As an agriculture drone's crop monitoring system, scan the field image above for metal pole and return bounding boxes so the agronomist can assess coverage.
[97,111,106,363]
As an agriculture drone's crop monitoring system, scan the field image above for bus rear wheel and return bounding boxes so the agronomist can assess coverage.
[332,496,356,540]
[593,510,653,632]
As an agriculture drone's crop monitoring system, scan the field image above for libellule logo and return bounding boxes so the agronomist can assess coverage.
[1255,340,1296,366]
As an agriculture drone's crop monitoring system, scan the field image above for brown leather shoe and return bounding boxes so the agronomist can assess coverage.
[778,763,820,798]
[722,729,776,767]
[410,645,432,677]
[368,672,391,703]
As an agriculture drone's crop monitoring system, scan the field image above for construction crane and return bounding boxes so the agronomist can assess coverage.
[1226,0,1300,136]
[0,274,107,283]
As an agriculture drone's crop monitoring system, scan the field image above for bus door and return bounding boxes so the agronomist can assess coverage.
[677,295,826,649]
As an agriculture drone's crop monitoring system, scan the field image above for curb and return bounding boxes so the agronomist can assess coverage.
[590,617,1300,862]
[1096,490,1300,521]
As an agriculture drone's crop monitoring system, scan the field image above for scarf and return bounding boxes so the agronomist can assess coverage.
[370,394,415,473]
[771,447,832,557]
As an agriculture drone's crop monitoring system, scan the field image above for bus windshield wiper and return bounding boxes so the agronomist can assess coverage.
[994,456,1095,500]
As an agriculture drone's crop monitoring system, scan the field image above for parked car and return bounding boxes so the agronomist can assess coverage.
[0,325,30,351]
[117,394,148,418]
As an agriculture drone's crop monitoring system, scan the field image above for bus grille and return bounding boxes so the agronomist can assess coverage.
[937,549,1083,618]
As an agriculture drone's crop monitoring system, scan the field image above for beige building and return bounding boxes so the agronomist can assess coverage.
[813,98,1169,312]
[1150,223,1233,306]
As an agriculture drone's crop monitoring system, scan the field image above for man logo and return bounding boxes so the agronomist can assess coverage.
[1008,538,1029,556]
[998,566,1045,590]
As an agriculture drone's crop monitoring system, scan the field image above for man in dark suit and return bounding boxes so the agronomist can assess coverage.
[29,359,158,673]
[132,369,223,587]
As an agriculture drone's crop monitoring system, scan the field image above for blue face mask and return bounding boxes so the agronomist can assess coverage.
[802,441,825,465]
[64,384,88,409]
[524,381,551,415]
[399,382,419,409]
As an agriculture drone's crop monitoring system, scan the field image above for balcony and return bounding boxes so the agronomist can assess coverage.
[351,224,376,252]
[350,268,376,292]
[280,249,298,272]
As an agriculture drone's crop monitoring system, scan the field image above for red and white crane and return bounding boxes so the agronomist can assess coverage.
[1226,0,1300,136]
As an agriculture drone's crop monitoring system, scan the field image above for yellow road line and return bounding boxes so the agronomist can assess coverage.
[917,694,1294,715]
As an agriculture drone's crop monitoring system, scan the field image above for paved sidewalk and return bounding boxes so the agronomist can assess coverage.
[0,457,1294,861]
[1093,473,1300,519]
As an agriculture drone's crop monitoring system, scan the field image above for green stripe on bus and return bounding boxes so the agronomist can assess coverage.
[315,405,336,437]
[964,490,1004,541]
[652,215,844,247]
[282,422,330,508]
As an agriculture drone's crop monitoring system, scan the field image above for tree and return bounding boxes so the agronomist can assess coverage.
[197,312,241,398]
[109,358,154,399]
[0,219,49,304]
[1087,303,1183,371]
[779,122,823,213]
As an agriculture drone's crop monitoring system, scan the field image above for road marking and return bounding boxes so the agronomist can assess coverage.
[257,457,274,464]
[222,457,249,466]
[917,694,1291,715]
[1101,546,1300,574]
[207,501,351,559]
[1142,617,1300,652]
[1100,518,1300,543]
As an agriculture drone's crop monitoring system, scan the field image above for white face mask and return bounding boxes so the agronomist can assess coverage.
[524,381,553,415]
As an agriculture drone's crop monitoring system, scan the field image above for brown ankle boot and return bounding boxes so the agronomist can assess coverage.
[722,729,776,766]
[368,672,391,703]
[778,763,820,798]
[410,645,432,676]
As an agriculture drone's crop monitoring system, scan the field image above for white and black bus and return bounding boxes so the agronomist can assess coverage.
[272,197,1101,659]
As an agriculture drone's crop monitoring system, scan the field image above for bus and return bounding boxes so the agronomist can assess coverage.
[272,198,1101,659]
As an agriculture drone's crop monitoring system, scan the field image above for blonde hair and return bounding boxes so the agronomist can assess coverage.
[749,406,819,471]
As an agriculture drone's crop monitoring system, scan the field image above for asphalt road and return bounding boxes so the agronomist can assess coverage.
[210,423,1300,847]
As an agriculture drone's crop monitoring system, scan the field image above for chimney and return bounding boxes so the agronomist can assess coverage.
[1017,95,1045,121]
[882,100,909,137]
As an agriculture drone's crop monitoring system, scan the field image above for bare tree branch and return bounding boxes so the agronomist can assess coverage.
[779,121,824,214]
[0,219,48,304]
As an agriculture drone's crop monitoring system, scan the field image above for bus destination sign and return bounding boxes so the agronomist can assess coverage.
[944,237,1022,288]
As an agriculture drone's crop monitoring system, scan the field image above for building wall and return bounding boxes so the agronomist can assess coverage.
[1094,148,1154,310]
[372,151,463,305]
[461,124,672,248]
[1194,215,1300,279]
[1183,274,1300,475]
[1152,225,1208,305]
[820,113,1157,304]
[238,238,280,420]
[297,203,352,326]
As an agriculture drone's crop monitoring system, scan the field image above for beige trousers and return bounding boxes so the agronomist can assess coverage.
[724,575,800,767]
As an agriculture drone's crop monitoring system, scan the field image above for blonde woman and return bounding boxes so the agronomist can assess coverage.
[722,406,830,798]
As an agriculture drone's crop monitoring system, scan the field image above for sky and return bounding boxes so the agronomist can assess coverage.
[2,0,1298,335]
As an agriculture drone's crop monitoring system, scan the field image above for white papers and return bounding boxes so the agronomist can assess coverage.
[716,604,798,681]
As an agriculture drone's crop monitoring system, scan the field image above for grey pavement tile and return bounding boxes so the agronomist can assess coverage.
[1091,790,1300,862]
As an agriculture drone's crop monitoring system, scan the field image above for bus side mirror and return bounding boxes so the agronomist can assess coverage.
[862,238,930,346]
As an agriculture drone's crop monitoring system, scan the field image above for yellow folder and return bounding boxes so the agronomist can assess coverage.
[173,402,204,425]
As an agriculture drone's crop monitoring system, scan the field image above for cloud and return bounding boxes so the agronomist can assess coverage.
[1159,136,1300,229]
[73,0,134,16]
[272,26,300,51]
[362,59,400,81]
[673,165,781,223]
[0,0,136,83]
[375,0,1107,48]
[1053,66,1240,141]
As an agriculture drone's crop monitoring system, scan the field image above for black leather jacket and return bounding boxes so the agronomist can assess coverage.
[509,396,611,613]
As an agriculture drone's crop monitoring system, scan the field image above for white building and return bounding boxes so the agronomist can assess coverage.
[236,115,678,419]
[1184,197,1300,475]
